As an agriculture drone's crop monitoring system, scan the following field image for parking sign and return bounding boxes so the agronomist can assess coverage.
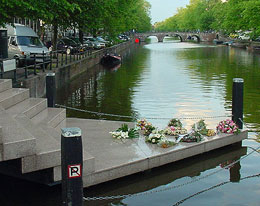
[68,164,82,178]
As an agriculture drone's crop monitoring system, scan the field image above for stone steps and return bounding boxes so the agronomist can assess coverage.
[0,79,12,93]
[6,98,47,119]
[0,78,95,186]
[39,123,95,181]
[15,114,61,173]
[31,107,66,128]
[0,110,36,161]
[0,88,30,109]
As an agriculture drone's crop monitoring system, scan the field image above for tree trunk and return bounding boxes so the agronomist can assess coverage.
[79,29,83,44]
[53,24,58,51]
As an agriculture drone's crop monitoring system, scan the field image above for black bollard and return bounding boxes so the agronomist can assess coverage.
[46,73,56,107]
[61,128,83,206]
[232,78,244,129]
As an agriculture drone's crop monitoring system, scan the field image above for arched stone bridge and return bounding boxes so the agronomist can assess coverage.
[135,32,218,42]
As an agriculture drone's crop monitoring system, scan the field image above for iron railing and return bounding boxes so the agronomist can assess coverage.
[0,48,94,81]
[0,40,131,82]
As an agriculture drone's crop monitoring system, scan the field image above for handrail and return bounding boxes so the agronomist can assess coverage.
[0,40,132,82]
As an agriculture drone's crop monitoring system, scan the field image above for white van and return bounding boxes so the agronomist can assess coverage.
[6,23,50,67]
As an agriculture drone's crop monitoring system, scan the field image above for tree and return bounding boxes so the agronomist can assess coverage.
[242,0,260,37]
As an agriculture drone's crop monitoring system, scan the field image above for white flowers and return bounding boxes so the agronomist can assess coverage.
[147,130,166,144]
[110,123,139,140]
[110,131,129,139]
[164,126,187,136]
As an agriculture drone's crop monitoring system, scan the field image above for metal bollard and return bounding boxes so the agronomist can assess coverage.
[50,51,53,70]
[25,58,28,78]
[61,52,64,66]
[46,73,56,107]
[34,54,37,75]
[232,78,244,129]
[42,51,45,72]
[0,62,3,78]
[56,52,59,68]
[13,69,17,82]
[61,127,83,206]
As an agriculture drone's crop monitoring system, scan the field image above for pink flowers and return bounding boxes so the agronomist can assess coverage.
[216,119,240,134]
[170,126,175,131]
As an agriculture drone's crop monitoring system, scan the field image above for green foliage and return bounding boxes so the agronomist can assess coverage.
[0,0,152,36]
[192,119,208,135]
[181,131,203,143]
[128,128,139,139]
[168,118,183,127]
[117,124,129,132]
[155,0,260,36]
[116,124,139,139]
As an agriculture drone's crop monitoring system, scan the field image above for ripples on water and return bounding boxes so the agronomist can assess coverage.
[56,39,260,205]
[3,39,258,206]
[60,38,260,205]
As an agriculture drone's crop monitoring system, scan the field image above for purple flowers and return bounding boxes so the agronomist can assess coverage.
[216,119,240,134]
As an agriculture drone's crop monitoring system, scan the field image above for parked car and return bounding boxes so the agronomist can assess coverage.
[96,36,109,44]
[70,37,94,50]
[69,37,87,52]
[6,23,50,67]
[253,36,260,42]
[238,31,251,40]
[82,39,94,49]
[118,34,130,41]
[229,33,239,39]
[56,37,80,54]
[84,37,105,49]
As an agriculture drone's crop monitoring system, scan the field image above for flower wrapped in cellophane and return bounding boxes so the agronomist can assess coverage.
[216,119,240,134]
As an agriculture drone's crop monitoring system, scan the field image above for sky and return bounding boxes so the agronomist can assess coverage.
[147,0,190,24]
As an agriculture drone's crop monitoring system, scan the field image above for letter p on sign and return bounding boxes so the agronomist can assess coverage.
[68,164,82,178]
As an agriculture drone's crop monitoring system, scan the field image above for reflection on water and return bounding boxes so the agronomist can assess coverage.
[57,43,260,130]
[57,42,260,205]
[0,143,248,206]
[83,143,246,206]
[2,42,259,205]
[55,42,260,205]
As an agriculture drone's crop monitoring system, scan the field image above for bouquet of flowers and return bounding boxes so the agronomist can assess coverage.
[137,119,150,130]
[110,124,139,140]
[137,119,156,136]
[143,124,156,136]
[180,131,203,143]
[146,130,165,144]
[158,139,176,148]
[192,120,216,137]
[110,131,129,139]
[216,119,240,134]
[164,126,187,136]
[168,118,183,127]
[164,118,187,136]
[192,120,207,134]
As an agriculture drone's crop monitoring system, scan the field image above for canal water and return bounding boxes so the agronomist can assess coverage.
[1,38,260,205]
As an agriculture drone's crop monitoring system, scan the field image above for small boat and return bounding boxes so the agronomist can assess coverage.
[213,39,223,45]
[100,53,121,67]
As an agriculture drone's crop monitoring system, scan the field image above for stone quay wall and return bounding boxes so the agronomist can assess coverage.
[19,40,134,98]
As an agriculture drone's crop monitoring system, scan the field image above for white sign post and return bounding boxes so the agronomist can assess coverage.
[3,59,16,72]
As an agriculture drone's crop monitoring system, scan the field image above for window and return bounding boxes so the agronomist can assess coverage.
[17,36,43,46]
